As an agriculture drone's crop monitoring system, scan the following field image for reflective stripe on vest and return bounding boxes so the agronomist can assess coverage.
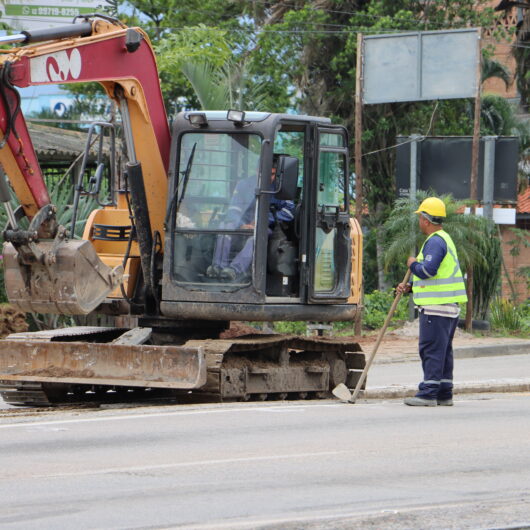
[412,230,468,305]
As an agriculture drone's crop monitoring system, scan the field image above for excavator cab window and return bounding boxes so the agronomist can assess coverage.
[171,131,262,288]
[308,127,352,302]
[265,127,306,297]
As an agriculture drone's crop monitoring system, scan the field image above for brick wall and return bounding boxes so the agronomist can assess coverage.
[499,224,530,302]
[483,1,519,100]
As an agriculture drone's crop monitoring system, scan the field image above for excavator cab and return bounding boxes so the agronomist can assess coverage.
[161,111,362,323]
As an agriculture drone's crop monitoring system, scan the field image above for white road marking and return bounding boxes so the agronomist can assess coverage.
[0,402,340,429]
[2,450,350,480]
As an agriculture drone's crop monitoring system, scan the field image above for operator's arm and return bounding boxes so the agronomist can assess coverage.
[224,178,255,228]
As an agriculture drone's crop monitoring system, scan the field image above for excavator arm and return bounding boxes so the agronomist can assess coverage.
[0,16,171,314]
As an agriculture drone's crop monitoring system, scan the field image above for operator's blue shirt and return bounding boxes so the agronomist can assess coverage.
[224,175,294,229]
[409,233,447,280]
[269,196,294,227]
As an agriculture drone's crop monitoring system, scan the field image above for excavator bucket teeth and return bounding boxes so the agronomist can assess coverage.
[2,240,123,315]
[0,340,206,389]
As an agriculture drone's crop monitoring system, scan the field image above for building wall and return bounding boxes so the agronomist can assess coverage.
[484,3,529,303]
[483,1,519,100]
[499,223,530,302]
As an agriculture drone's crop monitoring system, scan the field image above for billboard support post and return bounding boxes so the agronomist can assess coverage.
[408,134,421,322]
[466,30,482,332]
[483,136,497,220]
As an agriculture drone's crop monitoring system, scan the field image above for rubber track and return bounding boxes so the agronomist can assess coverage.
[0,334,364,407]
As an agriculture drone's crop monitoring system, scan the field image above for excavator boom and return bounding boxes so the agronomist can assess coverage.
[0,17,170,314]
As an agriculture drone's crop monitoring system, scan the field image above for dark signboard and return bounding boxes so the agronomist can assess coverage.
[395,136,518,203]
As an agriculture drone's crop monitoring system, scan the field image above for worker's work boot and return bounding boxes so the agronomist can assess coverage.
[437,398,453,406]
[404,396,437,407]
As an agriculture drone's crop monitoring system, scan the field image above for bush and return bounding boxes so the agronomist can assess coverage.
[518,299,530,333]
[273,321,307,335]
[363,289,408,330]
[490,298,523,332]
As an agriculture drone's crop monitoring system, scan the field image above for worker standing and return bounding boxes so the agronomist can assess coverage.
[396,197,468,407]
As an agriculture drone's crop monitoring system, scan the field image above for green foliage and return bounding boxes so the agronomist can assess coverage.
[473,222,502,320]
[481,56,511,88]
[521,299,530,333]
[49,179,98,239]
[156,25,231,68]
[362,226,379,293]
[481,94,530,149]
[490,298,524,332]
[122,0,287,113]
[363,289,408,330]
[273,321,307,335]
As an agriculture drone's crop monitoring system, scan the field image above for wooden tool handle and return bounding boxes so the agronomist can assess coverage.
[350,268,412,403]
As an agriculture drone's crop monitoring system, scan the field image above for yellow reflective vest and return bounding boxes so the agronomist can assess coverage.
[412,229,468,306]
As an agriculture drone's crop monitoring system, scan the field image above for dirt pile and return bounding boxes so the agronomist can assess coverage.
[0,304,28,338]
[220,322,270,339]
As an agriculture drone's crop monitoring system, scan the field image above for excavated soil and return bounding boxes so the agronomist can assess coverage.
[220,322,268,339]
[0,304,28,338]
[220,322,529,365]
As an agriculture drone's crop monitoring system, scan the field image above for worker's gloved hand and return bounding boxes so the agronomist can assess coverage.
[396,282,411,295]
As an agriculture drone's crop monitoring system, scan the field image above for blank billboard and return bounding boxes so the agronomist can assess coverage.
[395,136,518,203]
[363,29,480,104]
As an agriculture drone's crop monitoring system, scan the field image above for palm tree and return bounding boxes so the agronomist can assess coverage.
[481,56,511,89]
[179,58,270,111]
[383,191,501,320]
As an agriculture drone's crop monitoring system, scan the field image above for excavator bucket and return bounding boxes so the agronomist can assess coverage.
[2,239,123,315]
[0,339,206,390]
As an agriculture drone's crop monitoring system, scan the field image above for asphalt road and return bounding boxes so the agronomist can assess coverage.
[1,395,530,529]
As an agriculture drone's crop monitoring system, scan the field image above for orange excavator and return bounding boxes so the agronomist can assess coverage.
[0,15,364,406]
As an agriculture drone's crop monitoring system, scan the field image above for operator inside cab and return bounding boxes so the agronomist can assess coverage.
[206,154,295,283]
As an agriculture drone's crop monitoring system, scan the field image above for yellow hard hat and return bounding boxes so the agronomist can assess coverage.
[414,197,446,218]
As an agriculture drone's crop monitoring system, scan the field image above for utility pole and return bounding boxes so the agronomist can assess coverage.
[354,32,364,337]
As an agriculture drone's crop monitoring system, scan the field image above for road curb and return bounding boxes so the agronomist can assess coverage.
[374,342,530,364]
[454,342,530,359]
[362,379,530,400]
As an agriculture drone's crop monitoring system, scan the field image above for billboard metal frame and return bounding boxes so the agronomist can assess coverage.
[362,28,480,105]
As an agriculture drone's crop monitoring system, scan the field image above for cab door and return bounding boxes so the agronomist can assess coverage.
[307,126,352,303]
